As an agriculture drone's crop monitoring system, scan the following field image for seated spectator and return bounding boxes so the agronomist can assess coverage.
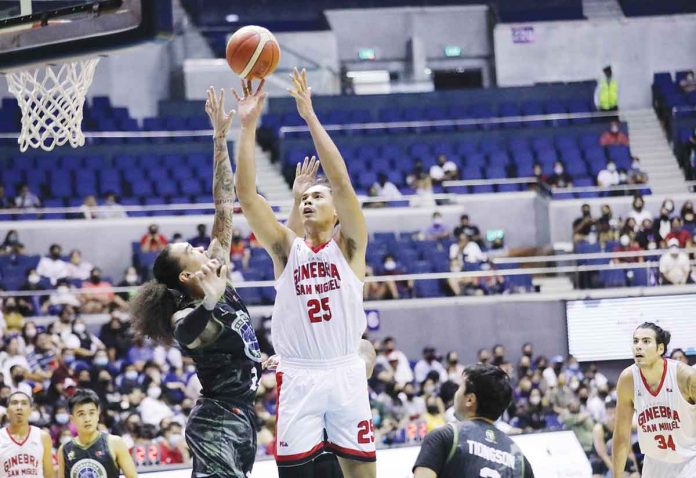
[188,224,211,249]
[78,195,98,219]
[99,312,132,362]
[80,267,128,313]
[655,200,675,242]
[363,265,391,301]
[612,234,643,263]
[679,70,696,93]
[97,191,127,219]
[230,228,250,269]
[636,219,659,250]
[1,230,19,254]
[446,257,482,296]
[596,204,618,247]
[452,214,481,243]
[170,232,184,243]
[479,261,508,295]
[444,352,465,384]
[117,266,142,302]
[429,154,458,186]
[619,217,638,238]
[14,183,41,209]
[532,162,549,187]
[1,300,25,333]
[599,120,629,146]
[414,346,447,383]
[64,317,106,359]
[378,254,412,299]
[406,159,426,188]
[66,249,93,281]
[659,238,692,285]
[36,244,69,285]
[379,337,414,386]
[664,217,693,248]
[140,224,168,252]
[0,185,11,209]
[19,269,46,316]
[41,279,81,314]
[410,172,436,207]
[627,196,651,229]
[572,204,596,244]
[423,212,450,241]
[373,173,402,200]
[681,201,696,232]
[560,401,595,456]
[628,157,648,184]
[363,184,385,209]
[158,422,188,464]
[597,160,620,188]
[449,233,486,263]
[548,161,572,188]
[670,348,689,365]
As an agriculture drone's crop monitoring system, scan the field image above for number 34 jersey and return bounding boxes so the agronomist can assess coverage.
[632,358,696,463]
[272,238,366,361]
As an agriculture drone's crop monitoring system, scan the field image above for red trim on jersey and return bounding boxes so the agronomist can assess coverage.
[305,239,332,254]
[640,358,668,397]
[273,372,284,460]
[326,441,377,460]
[275,441,326,462]
[5,426,31,447]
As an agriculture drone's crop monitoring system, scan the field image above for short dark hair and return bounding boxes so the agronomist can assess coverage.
[635,322,671,356]
[670,348,685,358]
[462,363,512,421]
[8,391,32,405]
[68,388,100,413]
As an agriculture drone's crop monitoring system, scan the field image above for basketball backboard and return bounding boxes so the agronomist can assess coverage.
[0,0,173,70]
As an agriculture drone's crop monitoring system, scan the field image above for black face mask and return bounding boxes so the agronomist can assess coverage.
[50,251,61,259]
[90,275,101,284]
[149,228,158,235]
[579,396,588,404]
[182,407,192,415]
[13,374,24,382]
[426,405,440,415]
[405,393,415,400]
[232,235,242,241]
[78,379,91,387]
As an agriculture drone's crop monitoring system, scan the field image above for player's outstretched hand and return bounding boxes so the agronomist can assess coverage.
[205,87,235,138]
[262,354,280,371]
[292,156,320,199]
[232,79,266,128]
[194,258,228,309]
[288,67,315,120]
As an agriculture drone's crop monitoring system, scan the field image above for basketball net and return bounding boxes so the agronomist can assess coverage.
[6,57,99,152]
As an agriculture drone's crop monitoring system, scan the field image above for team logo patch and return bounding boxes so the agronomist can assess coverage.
[485,429,497,444]
[70,459,108,478]
[231,312,262,362]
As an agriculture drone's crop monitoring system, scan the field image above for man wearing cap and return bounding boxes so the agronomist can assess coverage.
[659,238,692,285]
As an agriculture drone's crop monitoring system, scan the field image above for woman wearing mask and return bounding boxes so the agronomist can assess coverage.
[681,200,696,233]
[66,318,105,360]
[512,388,548,432]
[117,266,141,302]
[627,196,651,227]
[654,200,675,242]
[49,405,72,445]
[65,249,93,281]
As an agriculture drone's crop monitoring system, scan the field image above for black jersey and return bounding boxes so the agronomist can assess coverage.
[175,284,262,408]
[414,420,534,478]
[62,433,120,478]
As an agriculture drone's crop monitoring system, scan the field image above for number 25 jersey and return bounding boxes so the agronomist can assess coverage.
[272,238,366,361]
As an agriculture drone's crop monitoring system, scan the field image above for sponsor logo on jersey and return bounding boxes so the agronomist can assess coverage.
[70,458,108,478]
[293,260,342,296]
[637,405,681,433]
[279,441,288,448]
[231,312,262,362]
[666,387,673,393]
[485,429,497,444]
[2,453,40,475]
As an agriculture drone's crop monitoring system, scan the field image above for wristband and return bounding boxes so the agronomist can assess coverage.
[202,293,220,311]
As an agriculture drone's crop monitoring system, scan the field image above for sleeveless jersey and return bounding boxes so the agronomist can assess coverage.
[62,433,120,478]
[632,359,696,463]
[272,238,366,361]
[176,284,262,408]
[0,425,44,477]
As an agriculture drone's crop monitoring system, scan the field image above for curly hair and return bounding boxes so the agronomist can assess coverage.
[129,246,183,346]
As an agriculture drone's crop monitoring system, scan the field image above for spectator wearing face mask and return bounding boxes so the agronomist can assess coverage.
[14,183,41,209]
[423,396,446,432]
[429,154,459,186]
[399,383,426,420]
[449,233,486,264]
[99,313,132,362]
[596,204,618,247]
[561,400,595,455]
[680,70,696,94]
[597,160,620,188]
[599,120,629,146]
[549,161,572,188]
[1,230,20,253]
[65,249,93,281]
[140,224,168,253]
[380,337,414,386]
[611,234,643,263]
[681,201,696,233]
[444,352,465,384]
[636,218,659,251]
[36,244,69,286]
[19,269,47,315]
[414,347,447,383]
[627,196,651,228]
[424,212,450,241]
[512,388,547,432]
[80,267,127,313]
[117,267,141,302]
[452,214,481,244]
[477,348,492,365]
[595,66,619,113]
[373,173,403,200]
[406,159,426,188]
[159,422,188,464]
[628,157,648,184]
[379,254,410,299]
[64,318,105,360]
[572,204,596,244]
[655,199,676,241]
[664,217,693,248]
[659,238,692,285]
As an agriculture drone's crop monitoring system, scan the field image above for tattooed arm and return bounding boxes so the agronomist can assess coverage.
[205,87,236,265]
[677,362,696,404]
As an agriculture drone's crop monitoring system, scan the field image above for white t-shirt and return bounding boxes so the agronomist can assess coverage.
[450,242,487,263]
[66,261,94,281]
[374,181,403,200]
[139,397,174,426]
[659,252,691,285]
[36,257,69,285]
[597,169,620,187]
[628,209,653,229]
[429,161,458,181]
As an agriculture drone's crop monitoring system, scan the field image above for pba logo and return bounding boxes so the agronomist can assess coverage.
[70,459,108,478]
[485,429,497,444]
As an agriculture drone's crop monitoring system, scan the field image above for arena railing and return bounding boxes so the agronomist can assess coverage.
[1,248,692,299]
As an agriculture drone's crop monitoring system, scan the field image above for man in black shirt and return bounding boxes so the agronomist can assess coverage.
[452,214,482,244]
[572,204,596,244]
[413,363,534,478]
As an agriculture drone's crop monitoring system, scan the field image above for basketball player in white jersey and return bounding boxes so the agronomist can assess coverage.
[613,322,696,478]
[0,391,54,478]
[234,69,375,478]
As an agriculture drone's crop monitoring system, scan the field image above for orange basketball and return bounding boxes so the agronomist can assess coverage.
[226,25,281,80]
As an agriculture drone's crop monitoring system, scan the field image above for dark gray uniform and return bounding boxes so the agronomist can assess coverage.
[62,433,120,478]
[414,420,534,478]
[174,284,262,478]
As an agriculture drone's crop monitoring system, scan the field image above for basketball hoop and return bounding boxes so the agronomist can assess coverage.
[6,57,99,152]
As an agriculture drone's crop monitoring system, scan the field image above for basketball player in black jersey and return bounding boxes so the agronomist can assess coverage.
[58,389,137,478]
[130,87,262,477]
[413,363,534,478]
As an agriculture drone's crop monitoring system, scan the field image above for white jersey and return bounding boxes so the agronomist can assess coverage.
[272,238,366,361]
[632,359,696,463]
[0,425,45,477]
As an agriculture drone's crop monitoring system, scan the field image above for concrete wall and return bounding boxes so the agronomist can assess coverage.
[494,14,696,109]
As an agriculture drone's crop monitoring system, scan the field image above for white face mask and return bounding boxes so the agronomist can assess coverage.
[607,163,616,172]
[147,387,162,399]
[631,161,640,170]
[56,413,70,425]
[73,324,86,334]
[125,274,138,284]
[60,436,72,446]
[28,274,40,285]
[125,370,138,381]
[620,235,630,247]
[433,218,442,226]
[554,166,563,175]
[383,260,396,271]
[169,433,184,446]
[529,396,541,406]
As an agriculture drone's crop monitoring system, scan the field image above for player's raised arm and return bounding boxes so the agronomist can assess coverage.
[611,368,634,475]
[286,156,320,236]
[204,87,236,266]
[289,68,368,266]
[233,80,295,273]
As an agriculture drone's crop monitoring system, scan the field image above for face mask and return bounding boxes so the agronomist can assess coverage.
[633,202,643,211]
[73,324,86,334]
[232,234,242,241]
[147,387,162,399]
[686,213,694,222]
[60,436,72,446]
[384,260,396,271]
[13,374,25,382]
[426,405,440,415]
[57,286,69,294]
[169,433,184,446]
[56,413,69,425]
[125,274,138,284]
[182,407,192,415]
[529,396,541,406]
[569,379,580,391]
[554,166,563,175]
[405,392,415,400]
[665,202,674,212]
[8,233,17,242]
[631,161,640,170]
[620,235,630,247]
[25,329,36,339]
[423,385,435,395]
[607,163,616,172]
[149,227,158,235]
[28,274,40,285]
[94,357,109,367]
[90,275,101,284]
[78,379,91,387]
[579,396,588,404]
[186,365,196,374]
[670,246,679,256]
[610,125,619,133]
[125,370,138,381]
[29,411,40,423]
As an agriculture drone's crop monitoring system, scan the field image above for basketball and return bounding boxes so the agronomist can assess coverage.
[225,25,280,80]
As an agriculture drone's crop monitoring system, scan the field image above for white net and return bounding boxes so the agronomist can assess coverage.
[6,57,99,152]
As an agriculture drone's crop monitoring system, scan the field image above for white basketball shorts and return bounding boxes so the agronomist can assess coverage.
[642,455,696,478]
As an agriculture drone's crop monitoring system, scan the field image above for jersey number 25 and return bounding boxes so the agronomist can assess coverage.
[307,298,332,323]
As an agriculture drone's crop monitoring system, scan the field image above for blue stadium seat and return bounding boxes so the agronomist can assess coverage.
[600,269,626,288]
[414,280,442,298]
